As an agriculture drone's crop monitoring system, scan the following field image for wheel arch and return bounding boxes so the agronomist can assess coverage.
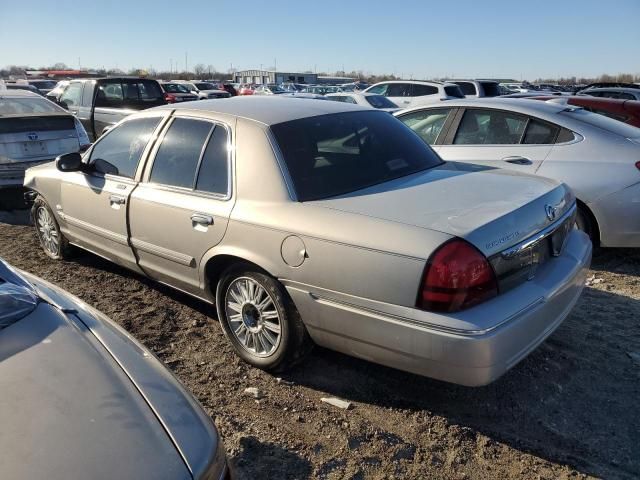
[200,246,282,300]
[576,198,600,246]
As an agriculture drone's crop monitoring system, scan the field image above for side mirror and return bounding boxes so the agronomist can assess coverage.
[57,100,69,109]
[55,152,84,172]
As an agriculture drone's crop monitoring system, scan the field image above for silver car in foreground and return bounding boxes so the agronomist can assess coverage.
[0,259,228,479]
[395,98,640,247]
[25,97,591,386]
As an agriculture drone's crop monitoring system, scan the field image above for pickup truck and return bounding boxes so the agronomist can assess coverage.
[57,78,166,142]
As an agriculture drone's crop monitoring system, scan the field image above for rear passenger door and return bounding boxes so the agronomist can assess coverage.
[128,114,235,296]
[386,83,413,107]
[436,108,556,174]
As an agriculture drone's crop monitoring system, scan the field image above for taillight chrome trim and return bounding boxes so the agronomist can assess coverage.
[499,203,577,259]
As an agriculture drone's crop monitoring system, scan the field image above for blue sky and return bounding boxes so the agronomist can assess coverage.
[2,0,638,79]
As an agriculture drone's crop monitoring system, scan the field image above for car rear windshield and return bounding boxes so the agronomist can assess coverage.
[270,111,443,201]
[444,85,465,98]
[365,95,397,109]
[164,83,190,93]
[561,108,640,138]
[195,83,215,90]
[0,97,62,115]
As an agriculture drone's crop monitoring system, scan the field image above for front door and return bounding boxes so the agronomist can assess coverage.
[129,115,235,296]
[59,114,165,272]
[437,108,554,174]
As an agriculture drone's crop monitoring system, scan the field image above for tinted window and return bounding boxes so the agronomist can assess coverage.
[96,81,124,107]
[480,82,500,97]
[271,111,443,201]
[163,83,190,93]
[523,119,559,144]
[150,118,213,188]
[196,126,230,195]
[454,109,527,144]
[411,84,438,96]
[387,83,411,97]
[89,116,161,178]
[444,85,465,98]
[399,109,452,144]
[365,95,397,109]
[59,83,83,106]
[454,82,477,96]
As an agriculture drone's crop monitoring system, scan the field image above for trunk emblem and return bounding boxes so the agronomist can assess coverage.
[27,132,39,141]
[545,204,557,221]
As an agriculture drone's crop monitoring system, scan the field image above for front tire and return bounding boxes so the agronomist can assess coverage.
[216,265,312,372]
[32,197,73,260]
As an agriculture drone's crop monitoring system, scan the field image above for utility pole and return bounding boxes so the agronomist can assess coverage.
[169,58,172,74]
[185,52,188,73]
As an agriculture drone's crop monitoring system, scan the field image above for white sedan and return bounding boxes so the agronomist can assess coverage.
[325,92,400,112]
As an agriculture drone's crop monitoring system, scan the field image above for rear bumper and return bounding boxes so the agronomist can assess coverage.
[589,181,640,248]
[286,229,592,386]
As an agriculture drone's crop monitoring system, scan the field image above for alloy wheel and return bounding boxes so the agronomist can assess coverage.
[225,277,282,357]
[36,206,59,256]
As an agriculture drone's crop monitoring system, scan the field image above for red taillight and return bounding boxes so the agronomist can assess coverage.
[164,92,176,103]
[418,239,498,313]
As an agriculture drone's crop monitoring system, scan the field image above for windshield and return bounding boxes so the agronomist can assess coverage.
[365,95,397,109]
[163,83,190,93]
[268,85,285,93]
[561,108,640,138]
[195,83,215,90]
[0,97,63,114]
[270,111,443,201]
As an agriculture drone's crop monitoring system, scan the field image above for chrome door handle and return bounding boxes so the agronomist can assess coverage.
[502,156,532,165]
[191,213,214,226]
[109,195,126,205]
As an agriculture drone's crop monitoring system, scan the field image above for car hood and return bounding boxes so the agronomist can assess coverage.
[308,161,573,257]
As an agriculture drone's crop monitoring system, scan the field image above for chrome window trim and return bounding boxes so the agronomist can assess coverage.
[142,115,234,201]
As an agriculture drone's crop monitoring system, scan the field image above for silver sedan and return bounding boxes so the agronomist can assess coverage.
[395,98,640,247]
[0,259,228,479]
[25,97,591,386]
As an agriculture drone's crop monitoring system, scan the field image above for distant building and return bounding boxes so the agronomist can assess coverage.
[233,70,317,85]
[316,75,357,85]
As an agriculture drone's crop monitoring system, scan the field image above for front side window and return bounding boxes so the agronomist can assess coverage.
[454,109,527,145]
[150,118,213,188]
[89,116,161,178]
[96,81,124,107]
[59,83,83,107]
[399,108,452,144]
[271,111,443,201]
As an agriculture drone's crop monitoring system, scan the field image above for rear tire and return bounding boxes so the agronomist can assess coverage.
[216,265,312,372]
[32,196,74,260]
[576,205,596,243]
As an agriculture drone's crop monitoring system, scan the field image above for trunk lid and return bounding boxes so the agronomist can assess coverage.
[0,113,79,163]
[308,161,574,257]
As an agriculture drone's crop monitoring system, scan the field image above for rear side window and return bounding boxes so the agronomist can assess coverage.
[387,83,412,97]
[89,116,161,178]
[271,111,443,201]
[480,82,500,97]
[522,120,559,144]
[411,84,438,96]
[399,109,452,144]
[454,82,477,96]
[454,109,527,144]
[444,85,465,98]
[150,118,213,188]
[195,126,230,195]
[122,81,164,107]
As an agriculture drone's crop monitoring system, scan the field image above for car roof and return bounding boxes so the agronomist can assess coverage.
[583,87,639,93]
[0,89,42,98]
[153,96,369,125]
[371,80,453,86]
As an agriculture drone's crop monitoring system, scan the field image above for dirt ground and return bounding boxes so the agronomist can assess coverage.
[0,215,638,480]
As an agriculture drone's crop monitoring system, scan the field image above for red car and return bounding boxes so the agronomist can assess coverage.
[238,84,256,96]
[531,96,640,128]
